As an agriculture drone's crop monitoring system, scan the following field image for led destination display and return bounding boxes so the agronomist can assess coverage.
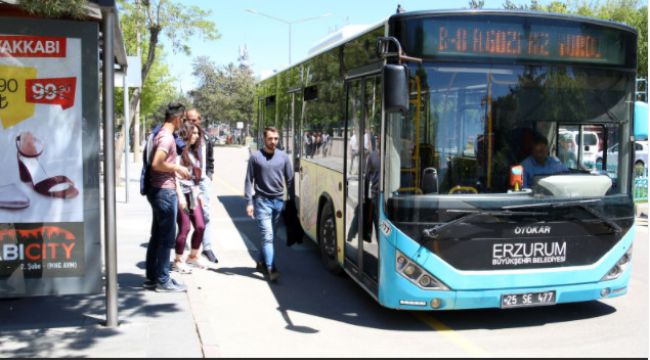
[422,18,630,65]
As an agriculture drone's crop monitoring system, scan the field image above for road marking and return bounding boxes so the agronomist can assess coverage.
[414,313,490,357]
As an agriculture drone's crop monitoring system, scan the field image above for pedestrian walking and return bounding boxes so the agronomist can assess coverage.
[144,102,190,292]
[173,122,208,273]
[185,109,219,264]
[244,126,294,282]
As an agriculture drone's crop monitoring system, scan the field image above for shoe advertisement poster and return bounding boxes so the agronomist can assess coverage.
[0,18,101,296]
[0,35,83,222]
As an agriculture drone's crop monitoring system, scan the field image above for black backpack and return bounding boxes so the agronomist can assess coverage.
[139,132,156,196]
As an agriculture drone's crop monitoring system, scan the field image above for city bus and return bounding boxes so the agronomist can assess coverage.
[254,10,638,310]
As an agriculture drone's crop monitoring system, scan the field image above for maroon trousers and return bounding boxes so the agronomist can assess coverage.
[175,193,205,255]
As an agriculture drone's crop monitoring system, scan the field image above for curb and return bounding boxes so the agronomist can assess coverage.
[185,273,221,358]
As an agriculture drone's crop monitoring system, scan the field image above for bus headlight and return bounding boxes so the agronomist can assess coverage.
[602,245,633,281]
[396,250,449,291]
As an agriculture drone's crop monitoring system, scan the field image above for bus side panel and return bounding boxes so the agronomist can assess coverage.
[298,160,345,260]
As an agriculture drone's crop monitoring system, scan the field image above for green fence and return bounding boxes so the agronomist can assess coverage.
[634,177,648,202]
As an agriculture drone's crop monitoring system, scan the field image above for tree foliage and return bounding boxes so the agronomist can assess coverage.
[116,0,220,129]
[468,0,485,9]
[190,50,255,129]
[115,48,177,128]
[17,0,89,19]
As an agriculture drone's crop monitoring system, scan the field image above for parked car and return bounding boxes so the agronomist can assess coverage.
[596,140,648,177]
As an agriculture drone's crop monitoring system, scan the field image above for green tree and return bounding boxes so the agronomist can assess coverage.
[117,0,219,134]
[115,48,177,132]
[17,0,88,19]
[468,0,485,9]
[502,0,543,10]
[545,1,569,13]
[190,49,255,131]
[589,0,648,77]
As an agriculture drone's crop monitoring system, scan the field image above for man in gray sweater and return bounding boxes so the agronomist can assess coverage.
[245,127,294,282]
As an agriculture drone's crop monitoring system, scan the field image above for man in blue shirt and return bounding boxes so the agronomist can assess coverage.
[521,135,568,188]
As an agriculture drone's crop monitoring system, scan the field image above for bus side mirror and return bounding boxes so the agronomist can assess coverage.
[383,64,409,114]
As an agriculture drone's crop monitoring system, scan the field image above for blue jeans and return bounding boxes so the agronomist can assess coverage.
[199,177,213,251]
[146,187,178,284]
[254,196,284,269]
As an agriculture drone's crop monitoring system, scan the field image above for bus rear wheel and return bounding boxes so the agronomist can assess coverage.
[319,203,342,274]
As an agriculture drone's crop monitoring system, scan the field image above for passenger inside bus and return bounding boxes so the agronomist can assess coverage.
[520,134,569,188]
[557,132,578,168]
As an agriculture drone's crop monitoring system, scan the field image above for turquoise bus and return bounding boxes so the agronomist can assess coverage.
[254,10,638,310]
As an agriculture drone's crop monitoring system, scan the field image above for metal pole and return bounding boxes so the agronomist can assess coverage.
[142,114,145,151]
[123,73,130,203]
[288,23,292,65]
[133,12,142,163]
[102,9,119,328]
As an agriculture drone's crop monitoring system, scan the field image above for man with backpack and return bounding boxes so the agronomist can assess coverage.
[142,102,191,292]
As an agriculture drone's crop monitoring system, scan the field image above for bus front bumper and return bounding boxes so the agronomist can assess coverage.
[380,268,631,311]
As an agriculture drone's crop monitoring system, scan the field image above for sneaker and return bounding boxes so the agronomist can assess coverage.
[155,278,187,293]
[186,256,206,269]
[202,249,219,264]
[171,260,192,274]
[267,267,280,283]
[143,279,156,290]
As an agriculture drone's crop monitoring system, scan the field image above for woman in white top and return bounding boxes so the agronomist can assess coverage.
[173,122,207,272]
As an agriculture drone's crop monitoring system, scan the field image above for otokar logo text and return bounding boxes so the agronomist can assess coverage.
[514,225,551,235]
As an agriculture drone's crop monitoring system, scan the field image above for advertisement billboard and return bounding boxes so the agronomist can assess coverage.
[0,19,101,297]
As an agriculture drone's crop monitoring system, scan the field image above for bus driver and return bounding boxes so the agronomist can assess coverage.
[521,135,568,188]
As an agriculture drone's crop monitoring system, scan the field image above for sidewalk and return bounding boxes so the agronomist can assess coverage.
[0,158,203,357]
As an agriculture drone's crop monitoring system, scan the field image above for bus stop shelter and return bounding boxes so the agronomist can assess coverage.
[0,0,126,327]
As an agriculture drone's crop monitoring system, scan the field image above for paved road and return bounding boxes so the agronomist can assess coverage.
[188,146,648,357]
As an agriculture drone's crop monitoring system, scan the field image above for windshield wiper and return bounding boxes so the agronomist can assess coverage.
[502,198,601,210]
[422,209,548,239]
[503,199,621,233]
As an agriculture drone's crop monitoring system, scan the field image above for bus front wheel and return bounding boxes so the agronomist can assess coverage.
[319,203,342,274]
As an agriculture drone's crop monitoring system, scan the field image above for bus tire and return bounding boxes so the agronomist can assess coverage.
[319,202,342,274]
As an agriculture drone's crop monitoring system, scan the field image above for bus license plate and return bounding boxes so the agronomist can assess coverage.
[501,291,556,309]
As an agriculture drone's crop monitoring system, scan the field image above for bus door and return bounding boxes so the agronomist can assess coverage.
[256,96,264,147]
[344,71,382,291]
[288,88,302,204]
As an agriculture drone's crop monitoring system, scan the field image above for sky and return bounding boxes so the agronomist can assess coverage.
[158,0,553,92]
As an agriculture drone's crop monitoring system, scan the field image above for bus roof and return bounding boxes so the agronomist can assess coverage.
[259,19,386,82]
[258,9,637,83]
[389,9,637,35]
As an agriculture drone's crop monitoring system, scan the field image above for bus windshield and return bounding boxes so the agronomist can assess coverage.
[384,62,635,216]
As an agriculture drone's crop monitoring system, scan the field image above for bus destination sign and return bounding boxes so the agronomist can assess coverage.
[423,19,627,65]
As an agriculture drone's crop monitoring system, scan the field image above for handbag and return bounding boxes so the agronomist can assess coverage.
[362,200,374,242]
